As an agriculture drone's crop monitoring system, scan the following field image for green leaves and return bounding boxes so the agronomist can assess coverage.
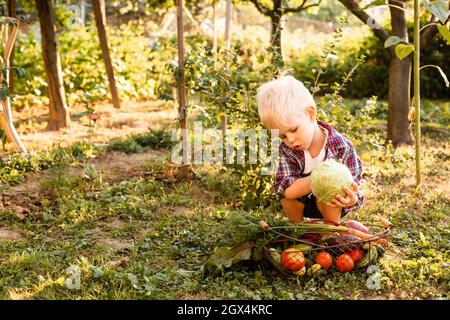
[395,44,414,60]
[12,67,26,79]
[0,128,7,150]
[418,231,430,247]
[423,0,449,24]
[437,25,450,45]
[362,0,386,10]
[204,242,254,271]
[384,36,403,48]
[0,17,18,25]
[420,65,450,87]
[434,66,450,87]
[0,86,8,100]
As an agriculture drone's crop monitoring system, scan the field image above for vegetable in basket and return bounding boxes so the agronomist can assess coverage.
[347,249,365,263]
[293,267,307,276]
[307,264,322,276]
[292,243,313,253]
[336,254,355,272]
[280,248,306,271]
[356,245,378,268]
[342,220,371,234]
[315,252,333,270]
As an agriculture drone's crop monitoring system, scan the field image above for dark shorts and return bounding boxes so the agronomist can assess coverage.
[297,193,348,219]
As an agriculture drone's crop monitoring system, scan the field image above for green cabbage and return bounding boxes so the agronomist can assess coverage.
[311,159,354,203]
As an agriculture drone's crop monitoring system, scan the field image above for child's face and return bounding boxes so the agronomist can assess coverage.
[271,107,316,151]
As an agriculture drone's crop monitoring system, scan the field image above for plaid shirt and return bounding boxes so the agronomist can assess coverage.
[274,121,364,214]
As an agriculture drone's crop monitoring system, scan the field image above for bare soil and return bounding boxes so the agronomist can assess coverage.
[1,100,175,220]
[3,99,177,154]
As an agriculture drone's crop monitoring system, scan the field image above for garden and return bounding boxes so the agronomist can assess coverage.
[0,0,449,300]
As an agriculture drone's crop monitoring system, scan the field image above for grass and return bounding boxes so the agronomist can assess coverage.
[0,122,449,300]
[0,128,172,187]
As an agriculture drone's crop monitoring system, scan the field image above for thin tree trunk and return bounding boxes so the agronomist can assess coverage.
[81,0,86,27]
[176,0,188,165]
[270,14,282,55]
[35,0,70,130]
[0,16,27,152]
[225,0,232,50]
[387,0,412,146]
[222,0,233,138]
[7,0,16,91]
[93,0,121,109]
[270,0,283,58]
[413,0,421,185]
[1,0,14,144]
[212,0,218,68]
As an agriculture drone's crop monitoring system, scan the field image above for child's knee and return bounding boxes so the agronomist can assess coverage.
[281,198,305,222]
[316,200,343,223]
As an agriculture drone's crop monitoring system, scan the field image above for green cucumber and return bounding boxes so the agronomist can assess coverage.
[291,243,313,252]
[268,248,281,265]
[356,245,378,268]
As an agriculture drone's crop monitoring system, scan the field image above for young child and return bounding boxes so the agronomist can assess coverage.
[256,74,364,224]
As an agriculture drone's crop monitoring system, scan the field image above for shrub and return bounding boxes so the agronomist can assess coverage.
[12,12,177,108]
[289,21,449,100]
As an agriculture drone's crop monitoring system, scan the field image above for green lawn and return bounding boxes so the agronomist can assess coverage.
[0,123,448,300]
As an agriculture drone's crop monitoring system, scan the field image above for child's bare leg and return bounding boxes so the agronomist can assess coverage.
[281,198,305,222]
[316,201,343,224]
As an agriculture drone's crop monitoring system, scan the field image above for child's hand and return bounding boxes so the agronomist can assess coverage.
[327,182,359,208]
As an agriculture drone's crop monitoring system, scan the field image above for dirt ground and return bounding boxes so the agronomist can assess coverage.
[0,99,176,221]
[1,99,178,154]
[0,148,167,220]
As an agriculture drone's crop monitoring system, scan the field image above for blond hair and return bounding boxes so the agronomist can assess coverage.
[256,74,316,129]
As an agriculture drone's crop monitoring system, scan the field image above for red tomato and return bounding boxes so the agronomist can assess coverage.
[280,248,306,271]
[348,249,365,263]
[335,254,354,272]
[315,252,333,270]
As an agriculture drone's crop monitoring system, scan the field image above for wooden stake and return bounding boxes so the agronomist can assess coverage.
[6,0,16,90]
[222,0,233,139]
[212,0,218,69]
[92,0,121,109]
[176,0,188,165]
[414,0,421,185]
[0,18,27,153]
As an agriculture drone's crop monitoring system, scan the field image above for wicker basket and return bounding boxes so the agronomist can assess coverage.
[262,219,391,276]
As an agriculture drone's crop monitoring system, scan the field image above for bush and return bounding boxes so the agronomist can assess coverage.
[289,22,450,100]
[12,12,177,108]
[106,128,173,154]
[179,20,381,210]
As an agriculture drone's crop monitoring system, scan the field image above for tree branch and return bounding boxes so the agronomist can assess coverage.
[248,0,272,17]
[420,15,450,49]
[284,0,322,13]
[338,0,390,44]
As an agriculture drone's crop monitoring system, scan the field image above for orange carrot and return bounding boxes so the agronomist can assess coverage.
[340,227,388,246]
[341,228,373,240]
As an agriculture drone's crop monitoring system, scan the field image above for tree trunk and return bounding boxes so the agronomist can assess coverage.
[35,0,70,130]
[176,0,188,164]
[387,56,413,146]
[270,10,282,58]
[212,0,217,67]
[225,0,232,50]
[387,0,412,146]
[7,0,16,91]
[93,0,121,109]
[223,0,233,138]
